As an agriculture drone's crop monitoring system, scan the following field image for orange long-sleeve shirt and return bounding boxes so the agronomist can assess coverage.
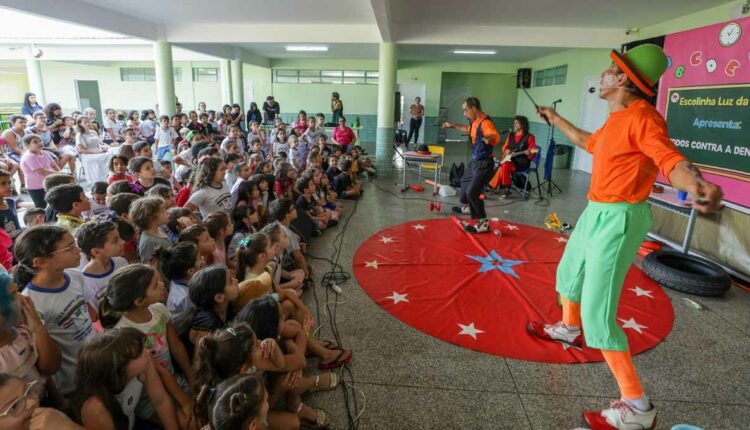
[469,113,500,146]
[585,99,686,203]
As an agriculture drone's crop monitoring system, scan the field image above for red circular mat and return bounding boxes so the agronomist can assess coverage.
[353,217,674,363]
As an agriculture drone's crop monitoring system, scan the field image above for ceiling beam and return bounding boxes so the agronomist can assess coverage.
[395,24,629,49]
[0,0,158,41]
[175,43,270,68]
[369,0,393,42]
[165,23,382,43]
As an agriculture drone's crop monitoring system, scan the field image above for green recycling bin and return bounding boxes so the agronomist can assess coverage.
[552,144,571,169]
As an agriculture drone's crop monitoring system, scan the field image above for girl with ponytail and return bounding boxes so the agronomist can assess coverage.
[71,328,179,430]
[197,373,269,430]
[14,225,94,397]
[99,264,193,427]
[192,322,299,430]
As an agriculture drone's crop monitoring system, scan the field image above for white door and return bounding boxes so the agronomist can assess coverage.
[573,76,609,173]
[397,83,426,143]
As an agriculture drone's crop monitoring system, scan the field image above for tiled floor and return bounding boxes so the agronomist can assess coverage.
[302,167,750,430]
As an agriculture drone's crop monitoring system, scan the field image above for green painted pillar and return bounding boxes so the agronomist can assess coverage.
[153,41,176,117]
[376,42,397,172]
[220,59,233,106]
[25,59,46,106]
[230,59,245,112]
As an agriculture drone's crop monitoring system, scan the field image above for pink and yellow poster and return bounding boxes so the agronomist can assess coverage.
[657,17,750,213]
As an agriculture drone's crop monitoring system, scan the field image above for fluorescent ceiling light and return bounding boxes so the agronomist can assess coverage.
[286,46,328,52]
[452,49,496,55]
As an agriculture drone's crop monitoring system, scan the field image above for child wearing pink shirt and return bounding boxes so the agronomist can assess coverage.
[19,134,60,208]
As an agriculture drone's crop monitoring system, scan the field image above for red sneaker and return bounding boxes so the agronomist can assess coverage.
[583,400,657,430]
[527,320,583,348]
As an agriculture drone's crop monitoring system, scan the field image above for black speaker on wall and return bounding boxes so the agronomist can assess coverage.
[516,68,532,89]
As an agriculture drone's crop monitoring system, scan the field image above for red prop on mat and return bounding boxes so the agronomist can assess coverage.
[353,218,674,364]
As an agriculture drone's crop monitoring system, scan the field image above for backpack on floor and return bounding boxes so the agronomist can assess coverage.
[449,162,465,187]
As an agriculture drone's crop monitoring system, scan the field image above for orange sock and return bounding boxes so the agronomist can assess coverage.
[560,296,582,327]
[602,350,644,399]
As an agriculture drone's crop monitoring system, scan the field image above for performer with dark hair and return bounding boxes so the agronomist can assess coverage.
[442,96,500,233]
[489,115,537,198]
[527,44,723,430]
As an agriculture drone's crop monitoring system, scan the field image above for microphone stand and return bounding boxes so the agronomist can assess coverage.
[537,99,563,197]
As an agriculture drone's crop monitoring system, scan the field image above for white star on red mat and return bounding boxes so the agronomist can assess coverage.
[379,236,394,244]
[412,224,426,230]
[386,291,409,304]
[629,286,654,299]
[364,260,379,269]
[619,317,647,334]
[457,323,485,340]
[555,237,568,243]
[504,224,519,230]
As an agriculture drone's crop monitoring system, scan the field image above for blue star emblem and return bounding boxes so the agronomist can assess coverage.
[466,250,526,278]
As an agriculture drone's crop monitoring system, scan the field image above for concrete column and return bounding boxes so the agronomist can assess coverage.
[220,59,233,106]
[376,42,397,172]
[25,59,46,106]
[230,59,244,111]
[153,41,176,117]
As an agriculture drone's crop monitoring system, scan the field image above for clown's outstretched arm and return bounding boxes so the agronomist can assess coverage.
[537,106,591,149]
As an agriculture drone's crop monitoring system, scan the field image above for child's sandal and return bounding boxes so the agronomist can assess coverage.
[310,372,338,393]
[296,403,331,429]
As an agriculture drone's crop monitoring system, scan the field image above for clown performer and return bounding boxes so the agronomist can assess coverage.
[442,96,500,233]
[527,44,723,429]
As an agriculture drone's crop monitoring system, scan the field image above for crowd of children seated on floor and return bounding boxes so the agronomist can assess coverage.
[0,97,377,430]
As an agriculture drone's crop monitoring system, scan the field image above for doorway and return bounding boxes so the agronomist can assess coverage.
[75,80,102,122]
[439,85,470,144]
[572,76,609,174]
[397,83,426,144]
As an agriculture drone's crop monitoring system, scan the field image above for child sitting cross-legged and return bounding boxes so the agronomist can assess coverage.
[191,323,298,430]
[70,327,180,430]
[155,242,201,338]
[45,183,90,235]
[129,196,171,264]
[0,273,60,392]
[204,211,234,266]
[99,264,193,427]
[107,155,134,185]
[233,237,352,372]
[178,224,216,267]
[197,373,269,430]
[260,222,305,297]
[187,265,238,348]
[236,298,338,428]
[82,181,110,220]
[268,200,309,289]
[16,225,95,398]
[22,207,45,228]
[76,220,127,322]
[129,156,170,195]
[295,176,331,232]
[227,204,259,264]
[162,207,198,245]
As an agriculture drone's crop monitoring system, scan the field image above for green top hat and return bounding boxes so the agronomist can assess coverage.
[609,43,667,97]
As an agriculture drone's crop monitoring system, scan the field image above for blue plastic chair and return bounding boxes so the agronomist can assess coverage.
[512,150,542,200]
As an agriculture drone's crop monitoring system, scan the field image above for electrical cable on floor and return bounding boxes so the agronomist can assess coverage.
[308,184,366,429]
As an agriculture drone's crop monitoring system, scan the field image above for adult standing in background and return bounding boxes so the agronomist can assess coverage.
[331,92,344,125]
[21,92,43,118]
[246,102,263,128]
[263,96,280,124]
[407,96,424,145]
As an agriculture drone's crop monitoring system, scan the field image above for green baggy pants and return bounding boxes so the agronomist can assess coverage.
[556,201,652,351]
